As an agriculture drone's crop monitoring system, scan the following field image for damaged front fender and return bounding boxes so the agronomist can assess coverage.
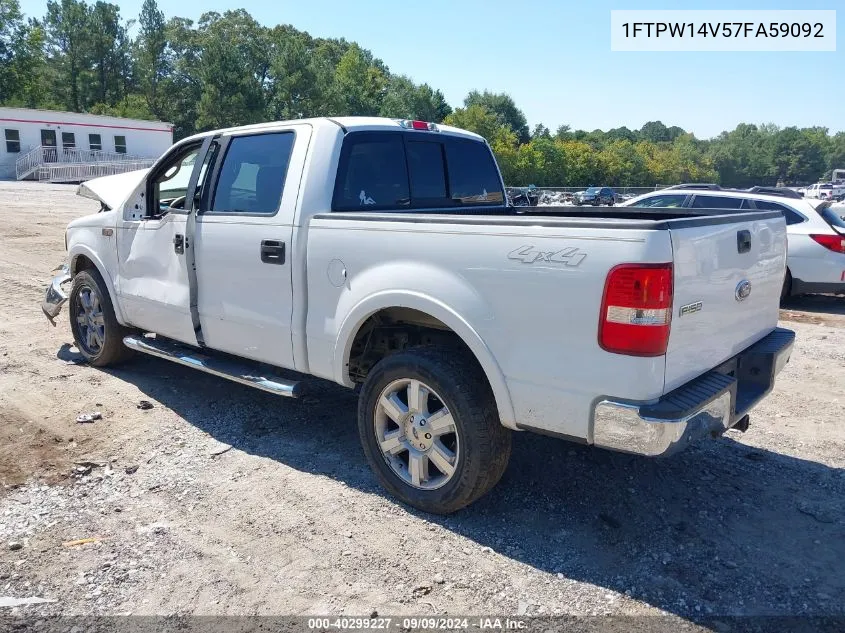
[42,264,71,326]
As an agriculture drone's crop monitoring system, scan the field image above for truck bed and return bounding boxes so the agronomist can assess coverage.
[319,206,782,229]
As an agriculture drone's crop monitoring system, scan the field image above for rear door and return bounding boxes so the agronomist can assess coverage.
[193,125,311,369]
[663,209,787,391]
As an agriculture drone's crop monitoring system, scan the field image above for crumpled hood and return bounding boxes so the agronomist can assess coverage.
[76,168,150,211]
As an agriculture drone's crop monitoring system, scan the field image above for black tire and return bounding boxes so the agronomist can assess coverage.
[780,269,792,303]
[69,269,134,367]
[357,346,511,514]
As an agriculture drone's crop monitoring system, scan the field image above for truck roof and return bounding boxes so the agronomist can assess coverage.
[180,116,484,144]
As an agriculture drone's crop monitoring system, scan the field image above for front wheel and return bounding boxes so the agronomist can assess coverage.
[357,346,511,514]
[69,269,134,367]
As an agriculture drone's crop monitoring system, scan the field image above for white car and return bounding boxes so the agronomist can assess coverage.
[622,188,845,298]
[40,117,794,513]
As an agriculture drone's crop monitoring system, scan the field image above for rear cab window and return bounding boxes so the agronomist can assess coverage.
[332,131,504,211]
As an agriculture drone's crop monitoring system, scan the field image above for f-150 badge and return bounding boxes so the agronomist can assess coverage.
[508,245,586,266]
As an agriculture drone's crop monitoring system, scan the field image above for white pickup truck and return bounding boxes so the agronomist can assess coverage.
[42,116,795,513]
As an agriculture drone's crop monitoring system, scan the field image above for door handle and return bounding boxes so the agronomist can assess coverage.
[737,230,751,254]
[260,239,285,264]
[173,234,185,254]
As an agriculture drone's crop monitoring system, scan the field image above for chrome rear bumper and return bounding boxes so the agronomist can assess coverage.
[41,265,71,326]
[593,328,796,457]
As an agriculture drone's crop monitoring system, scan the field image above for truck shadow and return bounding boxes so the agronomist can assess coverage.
[77,349,845,621]
[781,294,845,316]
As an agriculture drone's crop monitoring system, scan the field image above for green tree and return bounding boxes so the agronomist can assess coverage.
[464,90,530,143]
[334,43,387,116]
[136,0,167,117]
[379,75,451,122]
[444,104,512,145]
[87,2,128,106]
[194,10,269,130]
[0,0,47,105]
[44,0,90,111]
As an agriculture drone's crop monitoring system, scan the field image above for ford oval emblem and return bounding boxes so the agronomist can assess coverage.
[735,280,752,302]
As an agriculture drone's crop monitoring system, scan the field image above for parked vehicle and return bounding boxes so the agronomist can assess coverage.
[805,182,845,200]
[506,185,540,207]
[575,186,616,206]
[42,117,795,513]
[623,188,845,299]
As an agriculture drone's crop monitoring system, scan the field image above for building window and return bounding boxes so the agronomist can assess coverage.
[62,132,76,149]
[4,129,21,153]
[114,135,127,154]
[89,134,102,151]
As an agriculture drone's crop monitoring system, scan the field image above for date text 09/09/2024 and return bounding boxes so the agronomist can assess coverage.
[307,617,527,630]
[621,22,824,38]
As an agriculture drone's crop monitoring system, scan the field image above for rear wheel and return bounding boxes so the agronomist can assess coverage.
[357,346,511,514]
[69,269,134,367]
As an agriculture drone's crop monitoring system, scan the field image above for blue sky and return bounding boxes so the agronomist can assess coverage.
[19,0,844,138]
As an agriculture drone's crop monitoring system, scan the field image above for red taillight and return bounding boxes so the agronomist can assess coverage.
[599,263,673,357]
[398,119,439,132]
[809,234,845,254]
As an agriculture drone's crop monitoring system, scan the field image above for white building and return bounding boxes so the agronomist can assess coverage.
[1,107,174,182]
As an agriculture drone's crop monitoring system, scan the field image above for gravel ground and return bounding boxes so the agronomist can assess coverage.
[0,181,844,626]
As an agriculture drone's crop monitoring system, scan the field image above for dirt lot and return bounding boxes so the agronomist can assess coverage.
[1,181,844,626]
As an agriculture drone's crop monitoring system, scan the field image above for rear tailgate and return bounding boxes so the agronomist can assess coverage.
[664,211,787,392]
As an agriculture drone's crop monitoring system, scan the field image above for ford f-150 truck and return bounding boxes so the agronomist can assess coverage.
[42,116,795,514]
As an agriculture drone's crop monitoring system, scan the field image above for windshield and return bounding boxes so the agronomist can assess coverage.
[820,206,845,230]
[585,187,601,194]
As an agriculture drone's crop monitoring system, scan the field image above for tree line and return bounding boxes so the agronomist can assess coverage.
[2,0,843,187]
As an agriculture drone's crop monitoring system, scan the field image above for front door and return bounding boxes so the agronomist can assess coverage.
[114,141,207,344]
[192,128,305,368]
[40,130,57,162]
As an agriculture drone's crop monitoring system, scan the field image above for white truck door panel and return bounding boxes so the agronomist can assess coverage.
[193,126,310,368]
[114,142,206,345]
[194,218,294,365]
[115,214,195,343]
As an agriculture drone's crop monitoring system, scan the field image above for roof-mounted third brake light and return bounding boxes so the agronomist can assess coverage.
[398,119,439,132]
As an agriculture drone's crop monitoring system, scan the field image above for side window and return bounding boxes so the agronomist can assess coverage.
[4,129,20,153]
[210,132,295,214]
[62,132,75,149]
[631,194,687,208]
[89,134,102,151]
[333,134,409,211]
[150,145,200,215]
[690,195,744,209]
[444,138,504,205]
[114,135,127,154]
[754,200,806,225]
[406,141,447,203]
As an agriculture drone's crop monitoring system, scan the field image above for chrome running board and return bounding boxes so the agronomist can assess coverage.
[123,335,302,398]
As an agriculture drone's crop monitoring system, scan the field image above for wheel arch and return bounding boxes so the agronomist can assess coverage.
[68,246,127,325]
[334,291,517,430]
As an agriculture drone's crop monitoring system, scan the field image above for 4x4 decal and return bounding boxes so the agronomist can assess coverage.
[508,245,587,266]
